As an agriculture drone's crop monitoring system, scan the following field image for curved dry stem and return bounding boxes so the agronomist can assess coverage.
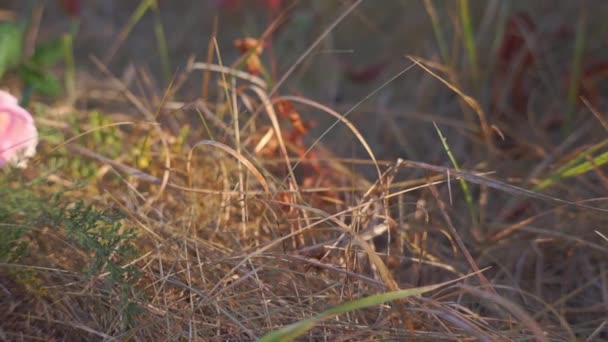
[277,95,383,183]
[488,284,577,341]
[406,56,491,147]
[422,308,493,341]
[199,196,397,307]
[145,103,173,211]
[191,62,267,89]
[187,140,270,195]
[46,121,135,156]
[246,85,300,196]
[269,0,363,96]
[459,285,549,342]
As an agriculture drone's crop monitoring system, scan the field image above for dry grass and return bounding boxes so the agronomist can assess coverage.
[1,1,608,341]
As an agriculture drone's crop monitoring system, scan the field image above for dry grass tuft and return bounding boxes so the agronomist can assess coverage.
[2,1,608,341]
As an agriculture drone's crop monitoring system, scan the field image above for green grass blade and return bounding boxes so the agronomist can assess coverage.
[433,123,478,227]
[63,33,76,102]
[123,0,154,41]
[259,272,477,342]
[150,0,171,84]
[490,2,509,62]
[556,140,608,172]
[558,150,608,178]
[536,140,608,190]
[424,0,450,65]
[104,0,154,63]
[460,0,478,83]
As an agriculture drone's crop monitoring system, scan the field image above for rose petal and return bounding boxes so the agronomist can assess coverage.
[0,90,18,105]
[0,90,38,168]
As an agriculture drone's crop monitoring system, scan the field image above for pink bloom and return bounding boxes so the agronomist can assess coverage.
[0,90,38,168]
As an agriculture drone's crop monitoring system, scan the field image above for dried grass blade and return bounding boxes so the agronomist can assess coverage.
[188,140,270,195]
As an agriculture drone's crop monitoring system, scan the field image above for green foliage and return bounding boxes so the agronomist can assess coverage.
[55,201,141,327]
[460,0,478,82]
[0,169,141,327]
[89,111,122,149]
[424,0,450,65]
[433,123,478,227]
[0,174,62,294]
[0,20,68,98]
[0,173,55,262]
[110,0,171,84]
[536,139,608,190]
[260,275,471,342]
[60,110,123,179]
[54,201,138,279]
[31,38,65,66]
[0,22,23,78]
[16,62,63,96]
[62,33,76,100]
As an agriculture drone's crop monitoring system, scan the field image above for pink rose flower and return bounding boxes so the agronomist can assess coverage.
[0,90,38,168]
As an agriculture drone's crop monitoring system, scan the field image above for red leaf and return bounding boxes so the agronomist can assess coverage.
[491,12,537,116]
[560,60,608,109]
[341,61,387,84]
[498,12,535,67]
[262,0,282,12]
[499,200,531,222]
[61,0,80,17]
